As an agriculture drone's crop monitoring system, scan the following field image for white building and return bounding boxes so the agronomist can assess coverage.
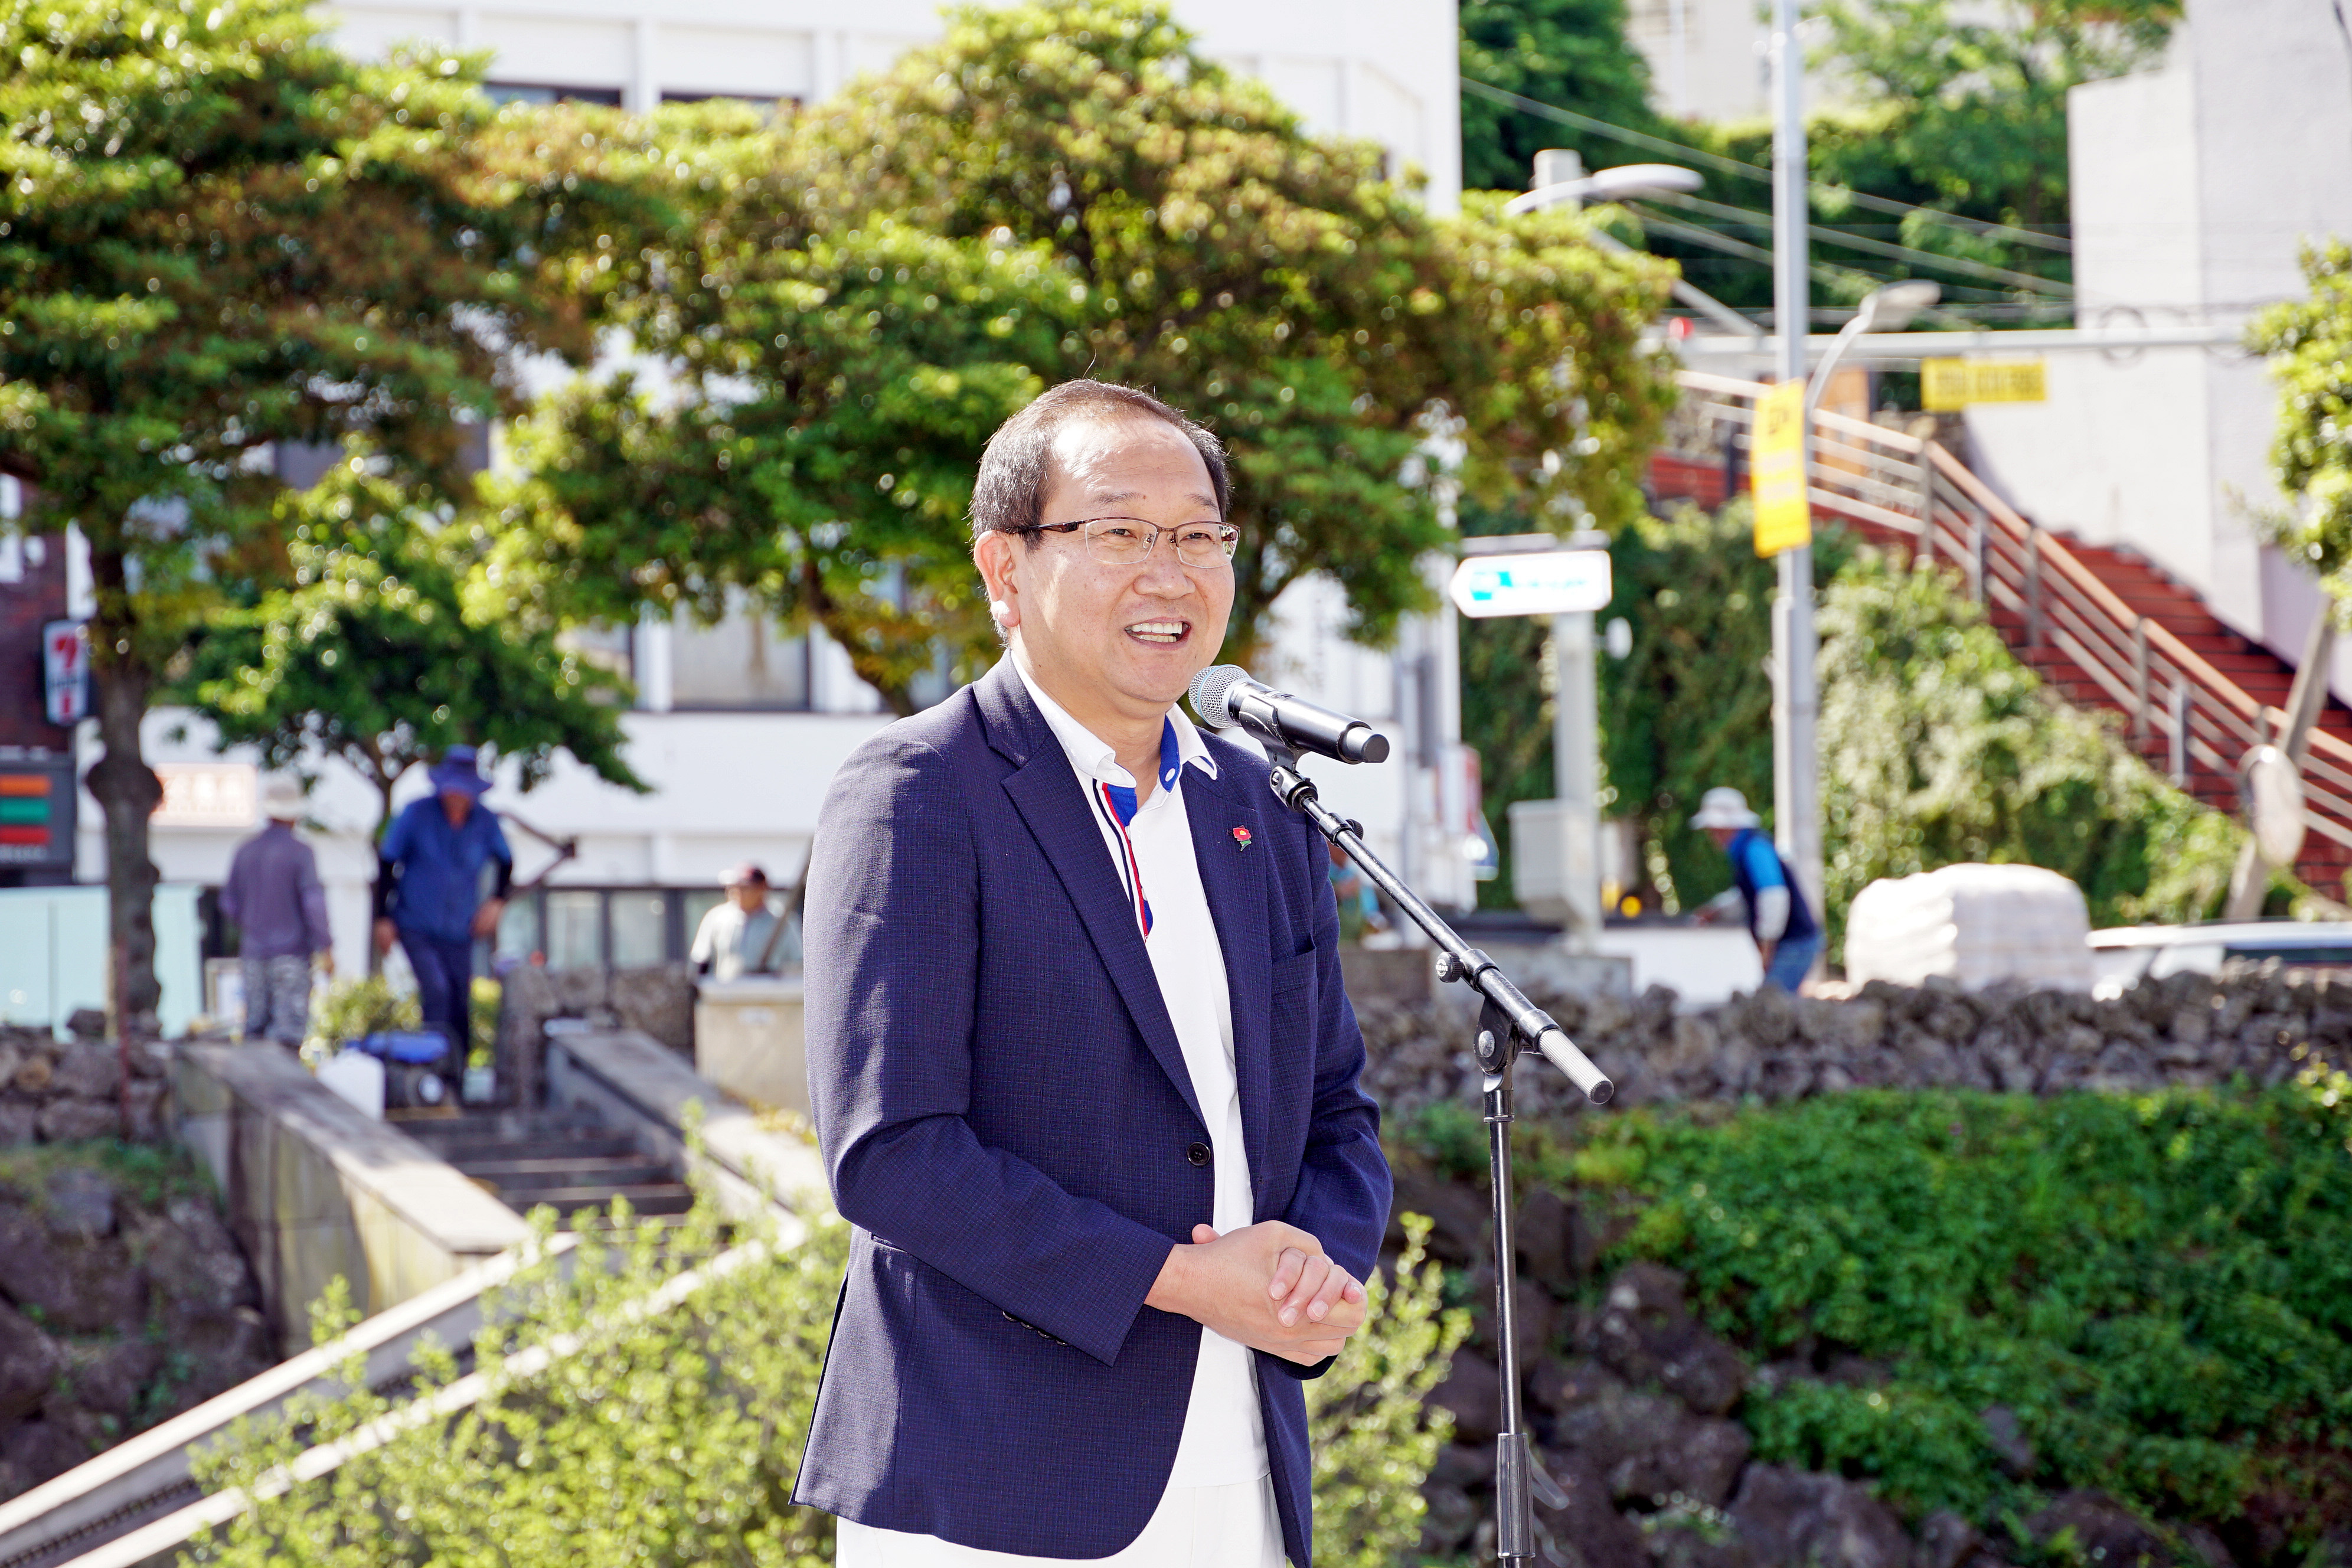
[57,0,1474,1023]
[321,0,1461,205]
[1962,0,2352,698]
[1622,0,1770,123]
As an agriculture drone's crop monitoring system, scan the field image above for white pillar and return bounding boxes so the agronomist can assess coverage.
[633,609,674,713]
[1551,610,1601,952]
[629,17,656,113]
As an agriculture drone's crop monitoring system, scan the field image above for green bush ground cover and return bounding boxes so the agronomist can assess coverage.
[190,1187,1464,1566]
[1407,1071,2352,1553]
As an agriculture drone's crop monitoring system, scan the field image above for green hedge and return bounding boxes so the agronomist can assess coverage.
[1555,1077,2352,1543]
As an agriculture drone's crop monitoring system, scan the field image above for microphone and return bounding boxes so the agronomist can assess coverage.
[1188,665,1392,765]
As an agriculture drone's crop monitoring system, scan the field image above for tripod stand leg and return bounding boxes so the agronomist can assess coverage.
[1485,1064,1534,1564]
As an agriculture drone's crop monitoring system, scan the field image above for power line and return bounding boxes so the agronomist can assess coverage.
[1634,211,1894,295]
[1460,76,2075,256]
[1636,190,2073,296]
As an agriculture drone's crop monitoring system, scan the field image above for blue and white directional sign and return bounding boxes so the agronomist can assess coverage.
[1448,549,1613,619]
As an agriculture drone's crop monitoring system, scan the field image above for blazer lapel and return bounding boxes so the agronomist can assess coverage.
[1185,754,1275,1205]
[984,664,1207,1132]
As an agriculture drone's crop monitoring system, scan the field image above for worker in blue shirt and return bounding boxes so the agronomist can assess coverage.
[374,746,513,1056]
[1690,786,1820,992]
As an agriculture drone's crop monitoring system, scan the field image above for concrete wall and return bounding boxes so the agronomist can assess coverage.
[693,978,808,1120]
[171,1044,531,1347]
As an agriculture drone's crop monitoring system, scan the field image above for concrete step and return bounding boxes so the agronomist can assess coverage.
[510,1184,697,1217]
[468,1159,677,1194]
[404,1108,697,1231]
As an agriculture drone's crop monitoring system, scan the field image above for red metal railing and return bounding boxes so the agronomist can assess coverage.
[1671,371,2352,871]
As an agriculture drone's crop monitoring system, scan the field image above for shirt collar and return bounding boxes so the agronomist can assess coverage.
[1011,658,1220,792]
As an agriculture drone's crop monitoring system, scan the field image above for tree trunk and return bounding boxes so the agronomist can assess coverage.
[86,650,162,1038]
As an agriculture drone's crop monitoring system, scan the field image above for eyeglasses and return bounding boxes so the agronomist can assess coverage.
[1012,517,1240,569]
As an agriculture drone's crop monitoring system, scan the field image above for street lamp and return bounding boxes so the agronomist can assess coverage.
[1769,275,1940,966]
[1503,152,1765,340]
[1486,153,1757,955]
[1501,159,1704,214]
[1805,280,1941,413]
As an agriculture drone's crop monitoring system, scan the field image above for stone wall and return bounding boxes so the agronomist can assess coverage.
[0,1022,169,1147]
[1404,1226,2228,1568]
[1361,966,2344,1125]
[0,1154,272,1503]
[492,962,697,1109]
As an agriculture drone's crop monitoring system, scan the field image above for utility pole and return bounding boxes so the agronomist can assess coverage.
[1769,0,1824,941]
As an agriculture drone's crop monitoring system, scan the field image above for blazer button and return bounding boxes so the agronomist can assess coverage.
[1186,1142,1211,1167]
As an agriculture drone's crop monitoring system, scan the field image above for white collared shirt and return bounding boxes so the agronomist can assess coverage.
[1014,659,1269,1488]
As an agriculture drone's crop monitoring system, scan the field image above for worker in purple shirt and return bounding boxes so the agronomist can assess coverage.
[220,776,334,1047]
[373,747,513,1057]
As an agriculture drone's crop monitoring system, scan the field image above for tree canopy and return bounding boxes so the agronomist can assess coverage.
[1458,0,1670,193]
[2248,240,2352,593]
[498,2,1677,713]
[1809,0,2179,234]
[0,0,659,1021]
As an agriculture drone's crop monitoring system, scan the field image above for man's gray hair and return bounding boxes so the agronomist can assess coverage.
[969,380,1229,544]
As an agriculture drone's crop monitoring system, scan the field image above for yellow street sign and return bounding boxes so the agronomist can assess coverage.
[1750,380,1811,557]
[1922,357,2046,410]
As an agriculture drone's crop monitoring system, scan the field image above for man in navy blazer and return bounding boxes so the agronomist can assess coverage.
[795,381,1393,1566]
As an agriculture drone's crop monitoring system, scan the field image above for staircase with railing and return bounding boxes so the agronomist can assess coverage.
[1661,371,2352,898]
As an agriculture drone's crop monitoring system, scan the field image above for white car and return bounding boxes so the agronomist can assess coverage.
[2088,920,2352,998]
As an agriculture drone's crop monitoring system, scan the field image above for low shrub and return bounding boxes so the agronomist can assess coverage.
[1567,1077,2352,1539]
[190,1191,1463,1565]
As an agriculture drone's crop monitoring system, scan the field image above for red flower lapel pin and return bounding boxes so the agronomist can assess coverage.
[1232,826,1253,850]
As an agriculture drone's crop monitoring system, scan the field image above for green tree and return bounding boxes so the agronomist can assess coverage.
[795,1,1677,672]
[1597,502,1844,915]
[1811,0,2178,233]
[1771,0,2180,305]
[0,0,655,1027]
[1459,0,1671,192]
[496,2,1675,712]
[2247,240,2352,588]
[492,171,1076,713]
[168,465,645,839]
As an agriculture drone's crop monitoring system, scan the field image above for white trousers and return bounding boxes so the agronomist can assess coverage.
[835,1473,1283,1568]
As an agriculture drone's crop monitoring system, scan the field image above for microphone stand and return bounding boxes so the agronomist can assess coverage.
[1259,744,1613,1568]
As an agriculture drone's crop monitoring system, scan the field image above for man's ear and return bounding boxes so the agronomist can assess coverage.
[974,530,1021,632]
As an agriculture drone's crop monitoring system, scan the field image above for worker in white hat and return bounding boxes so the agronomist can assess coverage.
[220,775,334,1044]
[1689,787,1819,992]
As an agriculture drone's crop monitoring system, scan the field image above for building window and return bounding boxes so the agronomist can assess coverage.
[609,890,671,968]
[498,887,709,971]
[484,83,625,106]
[544,890,605,969]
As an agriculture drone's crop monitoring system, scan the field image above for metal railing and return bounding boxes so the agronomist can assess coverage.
[1674,371,2352,866]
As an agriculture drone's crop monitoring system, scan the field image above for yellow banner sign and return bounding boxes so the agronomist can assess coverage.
[1922,357,2046,410]
[1750,380,1811,557]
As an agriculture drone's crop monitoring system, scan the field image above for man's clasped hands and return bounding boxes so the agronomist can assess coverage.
[1144,1222,1370,1365]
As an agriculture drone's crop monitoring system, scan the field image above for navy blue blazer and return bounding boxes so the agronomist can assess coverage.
[792,658,1391,1565]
